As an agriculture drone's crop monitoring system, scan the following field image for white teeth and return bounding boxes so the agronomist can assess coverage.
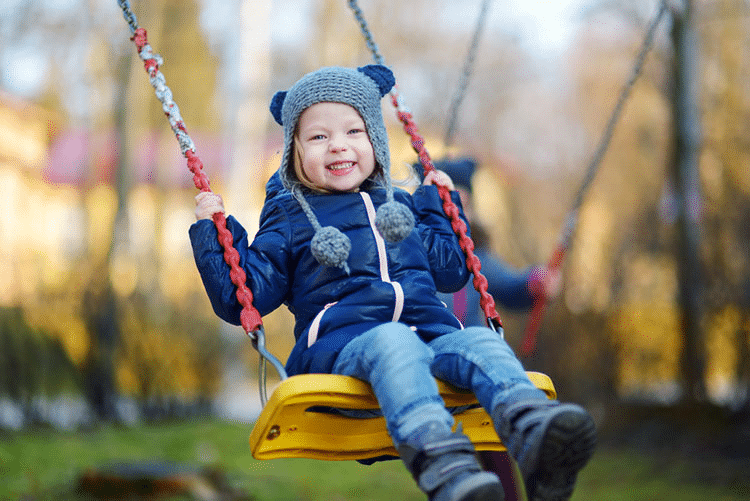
[328,162,354,170]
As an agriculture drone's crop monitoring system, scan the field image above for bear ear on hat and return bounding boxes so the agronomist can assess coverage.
[357,65,395,97]
[270,91,287,125]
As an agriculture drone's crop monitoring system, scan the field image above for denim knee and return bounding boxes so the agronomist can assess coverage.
[333,322,435,381]
[332,322,451,443]
[429,326,516,364]
[359,322,435,371]
[429,326,545,411]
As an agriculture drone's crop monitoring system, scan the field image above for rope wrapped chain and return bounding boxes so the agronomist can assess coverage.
[116,0,261,336]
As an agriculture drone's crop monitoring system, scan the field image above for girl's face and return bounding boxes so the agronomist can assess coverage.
[295,102,376,193]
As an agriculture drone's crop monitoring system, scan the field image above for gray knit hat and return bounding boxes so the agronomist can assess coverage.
[269,65,414,273]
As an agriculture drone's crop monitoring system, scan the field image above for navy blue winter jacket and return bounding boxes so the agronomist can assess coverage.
[189,175,471,376]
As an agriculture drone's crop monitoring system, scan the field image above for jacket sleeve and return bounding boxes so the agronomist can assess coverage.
[475,249,536,310]
[410,185,471,293]
[188,200,292,325]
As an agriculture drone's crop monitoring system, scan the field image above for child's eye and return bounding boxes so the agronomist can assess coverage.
[309,134,326,141]
[348,128,365,135]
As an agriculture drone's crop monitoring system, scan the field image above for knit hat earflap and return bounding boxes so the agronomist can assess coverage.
[270,65,414,273]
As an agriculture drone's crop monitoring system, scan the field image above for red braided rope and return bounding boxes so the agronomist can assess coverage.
[391,94,502,329]
[520,244,565,357]
[131,28,262,334]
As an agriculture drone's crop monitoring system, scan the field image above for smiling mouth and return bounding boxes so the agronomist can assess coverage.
[327,161,356,171]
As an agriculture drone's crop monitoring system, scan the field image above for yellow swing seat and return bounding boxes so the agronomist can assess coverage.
[249,371,556,461]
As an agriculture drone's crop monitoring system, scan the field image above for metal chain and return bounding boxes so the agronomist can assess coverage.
[117,0,138,35]
[564,0,669,249]
[347,0,386,66]
[116,1,288,388]
[444,0,493,148]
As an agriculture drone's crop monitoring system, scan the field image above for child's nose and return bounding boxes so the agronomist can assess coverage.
[328,134,347,151]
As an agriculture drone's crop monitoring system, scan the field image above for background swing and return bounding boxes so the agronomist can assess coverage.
[520,0,669,357]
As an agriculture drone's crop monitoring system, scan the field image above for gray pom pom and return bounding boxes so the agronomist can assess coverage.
[311,226,351,272]
[375,201,415,242]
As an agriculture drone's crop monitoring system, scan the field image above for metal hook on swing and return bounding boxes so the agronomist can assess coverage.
[247,327,288,407]
[486,316,504,338]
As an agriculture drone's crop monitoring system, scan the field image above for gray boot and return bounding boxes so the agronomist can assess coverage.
[397,422,504,501]
[492,400,596,501]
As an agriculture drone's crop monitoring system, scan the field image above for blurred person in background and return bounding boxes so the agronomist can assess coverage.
[416,157,561,327]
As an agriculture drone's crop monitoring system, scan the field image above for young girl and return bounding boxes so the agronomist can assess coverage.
[190,65,595,501]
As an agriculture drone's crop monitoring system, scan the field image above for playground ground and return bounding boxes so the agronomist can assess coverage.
[3,408,749,501]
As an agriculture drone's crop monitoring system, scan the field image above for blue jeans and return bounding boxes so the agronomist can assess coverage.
[330,322,547,445]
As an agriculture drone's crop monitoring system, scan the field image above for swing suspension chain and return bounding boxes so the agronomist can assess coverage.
[117,2,255,333]
[396,103,500,329]
[561,0,669,254]
[117,0,288,395]
[521,0,669,356]
[348,0,502,330]
[348,0,385,66]
[444,0,493,149]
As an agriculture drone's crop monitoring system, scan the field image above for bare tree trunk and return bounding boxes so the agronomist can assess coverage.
[669,0,706,402]
[77,0,141,421]
[737,310,750,409]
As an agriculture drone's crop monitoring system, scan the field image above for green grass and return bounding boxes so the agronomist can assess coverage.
[1,419,748,500]
[574,448,750,501]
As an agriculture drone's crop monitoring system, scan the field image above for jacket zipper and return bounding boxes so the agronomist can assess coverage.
[360,192,404,322]
[307,193,405,348]
[308,301,338,347]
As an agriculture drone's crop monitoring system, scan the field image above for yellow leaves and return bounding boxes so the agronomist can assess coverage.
[608,253,683,399]
[61,317,89,366]
[127,185,160,256]
[0,102,50,170]
[620,253,678,304]
[116,363,139,395]
[118,304,220,400]
[611,302,681,398]
[705,305,743,402]
[110,251,139,298]
[566,200,615,313]
[610,301,748,402]
[85,184,117,261]
[22,293,89,366]
[0,170,86,300]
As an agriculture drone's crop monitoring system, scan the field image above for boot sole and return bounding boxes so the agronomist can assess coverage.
[527,408,597,501]
[447,471,505,501]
